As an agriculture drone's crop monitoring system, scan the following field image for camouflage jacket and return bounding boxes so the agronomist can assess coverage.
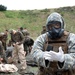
[31,32,75,70]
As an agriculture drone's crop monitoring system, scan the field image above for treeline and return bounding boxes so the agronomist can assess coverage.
[0,4,7,11]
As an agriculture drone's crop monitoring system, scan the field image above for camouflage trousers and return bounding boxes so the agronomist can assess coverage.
[37,67,75,75]
[12,44,27,70]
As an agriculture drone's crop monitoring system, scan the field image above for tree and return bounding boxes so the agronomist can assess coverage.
[0,4,7,11]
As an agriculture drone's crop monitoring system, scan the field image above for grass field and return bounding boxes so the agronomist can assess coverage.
[0,6,75,40]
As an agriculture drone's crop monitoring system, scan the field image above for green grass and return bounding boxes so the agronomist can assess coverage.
[0,6,75,40]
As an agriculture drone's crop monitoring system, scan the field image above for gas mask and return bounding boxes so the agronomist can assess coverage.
[46,12,64,39]
[48,27,64,39]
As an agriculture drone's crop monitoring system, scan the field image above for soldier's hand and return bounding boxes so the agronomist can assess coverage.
[49,46,65,62]
[43,51,53,61]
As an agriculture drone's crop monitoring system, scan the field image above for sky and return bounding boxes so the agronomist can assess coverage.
[0,0,75,10]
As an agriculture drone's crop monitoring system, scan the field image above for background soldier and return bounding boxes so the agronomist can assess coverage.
[0,41,21,75]
[31,12,75,75]
[20,27,29,37]
[0,32,8,51]
[9,29,27,71]
[0,41,7,63]
[23,36,34,55]
[41,25,47,34]
[19,27,34,55]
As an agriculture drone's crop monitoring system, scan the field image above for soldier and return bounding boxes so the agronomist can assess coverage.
[19,27,33,55]
[9,29,27,71]
[21,27,29,37]
[0,41,7,63]
[0,32,8,51]
[41,25,47,34]
[23,37,34,55]
[31,12,75,75]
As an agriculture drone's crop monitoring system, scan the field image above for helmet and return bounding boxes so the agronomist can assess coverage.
[46,12,64,39]
[9,29,16,34]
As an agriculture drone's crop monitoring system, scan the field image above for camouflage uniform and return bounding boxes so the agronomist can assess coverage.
[31,32,75,75]
[21,29,32,55]
[10,30,27,70]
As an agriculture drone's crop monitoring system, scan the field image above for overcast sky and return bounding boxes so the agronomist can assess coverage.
[0,0,75,10]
